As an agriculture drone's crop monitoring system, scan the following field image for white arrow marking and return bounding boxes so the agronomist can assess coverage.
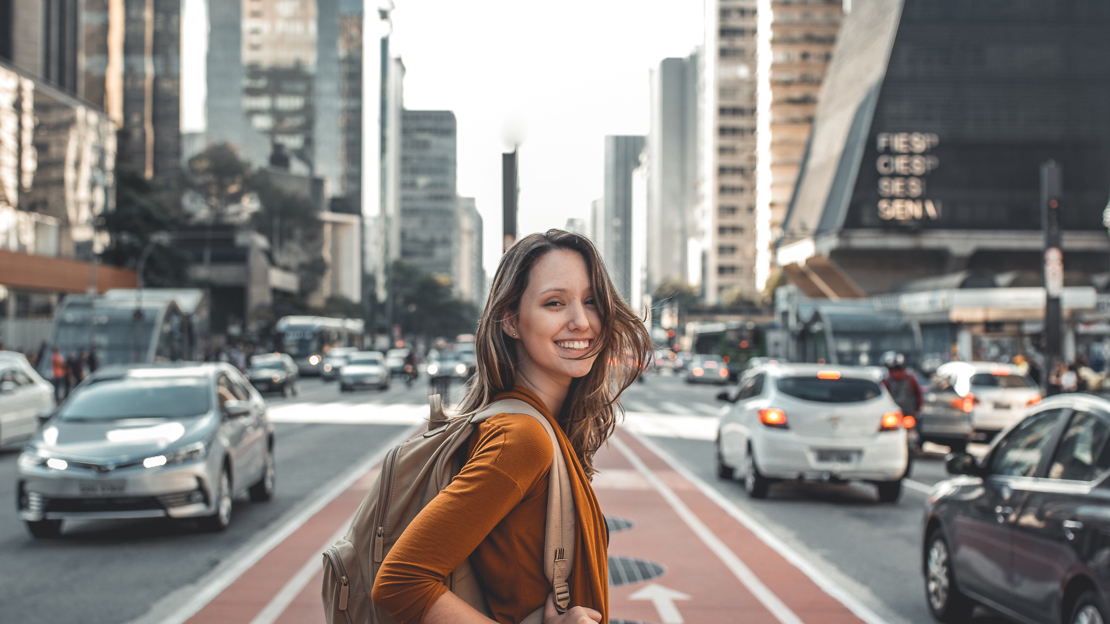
[629,583,691,624]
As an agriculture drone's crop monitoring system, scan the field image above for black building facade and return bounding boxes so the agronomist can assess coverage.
[778,0,1110,295]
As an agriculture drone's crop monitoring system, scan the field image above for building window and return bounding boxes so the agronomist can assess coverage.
[719,126,755,137]
[719,245,738,255]
[719,166,751,176]
[250,115,273,130]
[720,107,756,116]
[719,146,739,155]
[718,226,744,236]
[720,48,746,59]
[717,265,739,275]
[719,206,739,217]
[719,186,746,195]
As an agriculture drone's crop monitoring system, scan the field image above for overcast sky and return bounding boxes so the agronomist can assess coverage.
[183,0,704,278]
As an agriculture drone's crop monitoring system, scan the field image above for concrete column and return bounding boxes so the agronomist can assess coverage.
[957,327,973,361]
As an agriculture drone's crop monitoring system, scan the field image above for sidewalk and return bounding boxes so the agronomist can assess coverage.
[172,428,883,624]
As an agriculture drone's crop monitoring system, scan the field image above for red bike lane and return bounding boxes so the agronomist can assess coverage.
[175,427,881,624]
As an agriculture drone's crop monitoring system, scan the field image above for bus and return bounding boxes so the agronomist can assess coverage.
[690,321,774,380]
[275,316,364,375]
[39,289,207,376]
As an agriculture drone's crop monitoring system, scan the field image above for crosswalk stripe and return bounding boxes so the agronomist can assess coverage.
[268,402,429,425]
[661,401,687,415]
[694,403,722,417]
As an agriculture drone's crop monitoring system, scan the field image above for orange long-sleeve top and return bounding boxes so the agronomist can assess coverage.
[371,387,609,624]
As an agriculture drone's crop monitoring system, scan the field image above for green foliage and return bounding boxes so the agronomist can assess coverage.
[391,261,480,340]
[185,144,248,221]
[248,170,323,250]
[99,169,191,287]
[652,277,701,310]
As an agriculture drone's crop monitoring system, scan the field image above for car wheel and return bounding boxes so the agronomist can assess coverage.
[282,382,292,398]
[292,382,300,397]
[339,384,349,393]
[925,530,976,623]
[199,467,233,532]
[249,447,275,502]
[716,439,734,480]
[876,479,902,503]
[26,519,63,538]
[1072,591,1108,624]
[743,447,770,499]
[948,440,967,454]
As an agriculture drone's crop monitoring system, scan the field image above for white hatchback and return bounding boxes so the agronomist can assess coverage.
[715,363,909,502]
[0,352,55,446]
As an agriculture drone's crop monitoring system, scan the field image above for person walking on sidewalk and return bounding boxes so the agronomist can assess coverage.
[372,229,651,624]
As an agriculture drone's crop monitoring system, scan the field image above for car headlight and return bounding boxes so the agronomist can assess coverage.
[427,364,439,375]
[323,364,332,371]
[455,364,467,375]
[18,451,50,470]
[309,355,321,365]
[271,375,281,383]
[143,441,208,469]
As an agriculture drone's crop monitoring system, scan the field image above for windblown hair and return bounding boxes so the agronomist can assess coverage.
[457,229,651,478]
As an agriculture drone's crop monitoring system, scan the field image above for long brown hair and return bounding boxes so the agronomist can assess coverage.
[457,229,651,478]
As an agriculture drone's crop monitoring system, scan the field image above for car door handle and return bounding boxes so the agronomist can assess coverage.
[1062,519,1084,540]
[995,505,1014,522]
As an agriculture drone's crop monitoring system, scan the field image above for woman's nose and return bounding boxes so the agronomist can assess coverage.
[567,301,589,330]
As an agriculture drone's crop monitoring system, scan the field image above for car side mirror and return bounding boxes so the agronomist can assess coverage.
[945,452,982,476]
[0,380,16,393]
[223,400,251,419]
[35,406,55,425]
[716,390,732,402]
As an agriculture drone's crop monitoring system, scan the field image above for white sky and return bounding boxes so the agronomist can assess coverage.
[182,0,704,278]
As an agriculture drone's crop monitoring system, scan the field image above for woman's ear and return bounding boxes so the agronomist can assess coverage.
[501,312,519,339]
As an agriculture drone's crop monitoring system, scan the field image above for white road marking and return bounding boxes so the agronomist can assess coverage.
[621,412,718,441]
[629,583,691,624]
[694,403,723,417]
[661,401,688,415]
[627,431,904,624]
[126,425,421,624]
[904,479,934,494]
[248,521,352,624]
[611,435,804,624]
[268,402,429,425]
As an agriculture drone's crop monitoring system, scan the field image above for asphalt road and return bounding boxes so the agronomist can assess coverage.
[0,370,1011,624]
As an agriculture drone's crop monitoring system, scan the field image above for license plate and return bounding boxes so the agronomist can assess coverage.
[79,481,126,495]
[993,402,1011,410]
[815,450,859,463]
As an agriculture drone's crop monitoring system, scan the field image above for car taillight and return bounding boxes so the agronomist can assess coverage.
[719,368,728,377]
[693,367,704,376]
[759,408,788,429]
[1026,395,1042,408]
[880,411,903,431]
[902,415,916,429]
[950,393,977,413]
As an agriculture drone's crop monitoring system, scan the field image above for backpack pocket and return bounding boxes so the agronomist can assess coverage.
[322,538,368,624]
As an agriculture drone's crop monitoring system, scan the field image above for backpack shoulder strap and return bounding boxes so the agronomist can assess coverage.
[474,398,575,614]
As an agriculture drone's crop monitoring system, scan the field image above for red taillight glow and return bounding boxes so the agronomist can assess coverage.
[1026,395,1042,407]
[817,371,841,380]
[881,411,903,430]
[990,369,1011,376]
[903,415,916,429]
[705,361,718,368]
[759,408,788,428]
[719,368,729,377]
[692,367,704,376]
[950,393,977,413]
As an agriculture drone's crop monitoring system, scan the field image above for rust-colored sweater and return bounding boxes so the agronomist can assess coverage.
[371,387,609,624]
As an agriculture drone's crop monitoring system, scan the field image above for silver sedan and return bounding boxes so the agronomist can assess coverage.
[16,363,275,538]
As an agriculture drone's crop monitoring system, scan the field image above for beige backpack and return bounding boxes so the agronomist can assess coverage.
[321,395,576,624]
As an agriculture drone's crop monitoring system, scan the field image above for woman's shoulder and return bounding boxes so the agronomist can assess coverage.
[474,412,556,471]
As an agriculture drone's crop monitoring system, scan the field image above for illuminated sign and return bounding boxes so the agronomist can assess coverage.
[875,132,942,222]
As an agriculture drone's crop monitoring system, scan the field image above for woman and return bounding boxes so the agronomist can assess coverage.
[372,230,651,624]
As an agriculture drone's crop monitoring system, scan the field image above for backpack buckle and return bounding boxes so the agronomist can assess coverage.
[554,582,571,612]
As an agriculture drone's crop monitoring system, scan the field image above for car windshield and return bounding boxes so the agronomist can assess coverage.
[776,376,883,403]
[348,354,382,365]
[59,377,211,420]
[970,373,1036,389]
[251,360,284,370]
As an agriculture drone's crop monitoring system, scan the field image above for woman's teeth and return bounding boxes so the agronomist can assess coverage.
[556,340,590,350]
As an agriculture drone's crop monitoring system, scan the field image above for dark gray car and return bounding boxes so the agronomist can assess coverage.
[16,363,275,538]
[923,393,1110,624]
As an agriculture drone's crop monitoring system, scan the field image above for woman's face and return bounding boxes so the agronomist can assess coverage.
[506,249,602,387]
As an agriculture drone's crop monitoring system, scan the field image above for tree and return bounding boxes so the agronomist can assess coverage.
[391,261,480,341]
[99,169,191,287]
[184,143,249,222]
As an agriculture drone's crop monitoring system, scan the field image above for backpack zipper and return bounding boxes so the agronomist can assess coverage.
[324,546,351,611]
[373,446,400,562]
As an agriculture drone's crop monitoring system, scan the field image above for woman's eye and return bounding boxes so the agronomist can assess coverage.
[544,300,564,307]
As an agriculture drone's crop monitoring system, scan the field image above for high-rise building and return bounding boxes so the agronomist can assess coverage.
[757,0,843,290]
[400,110,458,285]
[457,197,484,305]
[602,135,646,302]
[701,0,760,304]
[647,53,700,295]
[589,198,604,251]
[564,218,589,238]
[0,0,81,95]
[206,0,269,165]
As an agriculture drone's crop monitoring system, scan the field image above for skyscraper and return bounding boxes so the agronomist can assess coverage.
[457,197,484,305]
[602,135,646,302]
[400,110,458,285]
[648,52,700,295]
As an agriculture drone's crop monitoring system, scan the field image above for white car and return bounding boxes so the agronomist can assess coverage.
[715,363,909,502]
[923,361,1042,446]
[340,352,390,392]
[0,352,55,446]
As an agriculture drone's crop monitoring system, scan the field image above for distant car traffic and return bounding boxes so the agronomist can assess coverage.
[245,353,300,397]
[919,361,1041,452]
[321,346,359,381]
[716,363,909,502]
[672,351,693,373]
[0,351,55,447]
[16,363,275,537]
[427,356,470,382]
[385,348,410,377]
[685,355,730,385]
[923,393,1110,624]
[339,351,390,392]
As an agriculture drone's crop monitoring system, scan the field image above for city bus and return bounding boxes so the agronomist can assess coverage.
[39,289,207,376]
[689,321,774,380]
[275,316,364,375]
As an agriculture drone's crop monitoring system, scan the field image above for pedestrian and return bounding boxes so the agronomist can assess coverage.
[65,351,80,391]
[371,229,651,624]
[78,350,89,382]
[87,346,99,374]
[51,347,67,401]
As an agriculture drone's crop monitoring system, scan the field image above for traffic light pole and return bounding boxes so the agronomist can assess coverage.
[1042,160,1063,395]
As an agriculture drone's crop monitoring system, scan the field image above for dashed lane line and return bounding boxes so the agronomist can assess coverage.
[611,435,805,624]
[628,431,906,624]
[126,425,421,624]
[903,479,934,495]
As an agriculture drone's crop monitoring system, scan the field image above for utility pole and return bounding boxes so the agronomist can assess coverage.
[1041,160,1063,395]
[502,148,518,252]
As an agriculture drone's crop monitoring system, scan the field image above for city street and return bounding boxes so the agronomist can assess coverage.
[0,371,1007,624]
